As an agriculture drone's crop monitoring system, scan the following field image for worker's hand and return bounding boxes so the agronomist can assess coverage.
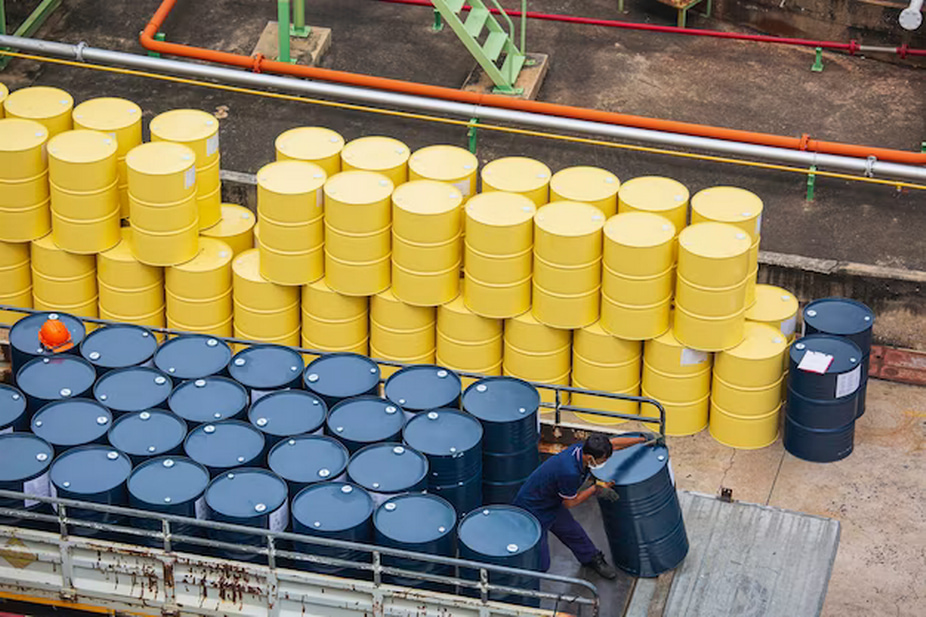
[610,435,648,450]
[596,480,619,502]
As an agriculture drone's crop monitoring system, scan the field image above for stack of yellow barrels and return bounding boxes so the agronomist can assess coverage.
[341,136,409,186]
[709,322,788,449]
[301,278,369,360]
[746,284,799,401]
[600,212,676,340]
[370,289,435,377]
[2,86,73,137]
[72,97,143,218]
[463,192,536,318]
[150,109,222,230]
[550,166,620,217]
[568,322,641,426]
[504,311,571,408]
[126,142,200,266]
[481,156,550,207]
[166,237,234,337]
[409,145,478,199]
[391,180,463,306]
[31,233,98,320]
[47,130,121,254]
[532,202,604,329]
[0,240,32,325]
[232,248,300,348]
[324,171,394,296]
[617,176,689,232]
[275,126,344,177]
[674,222,752,351]
[0,118,51,242]
[98,229,165,328]
[201,204,255,257]
[436,296,503,386]
[256,160,326,286]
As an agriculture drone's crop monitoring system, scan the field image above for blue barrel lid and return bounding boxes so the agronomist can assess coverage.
[304,353,380,399]
[327,396,405,445]
[50,445,132,495]
[790,335,862,375]
[32,399,112,448]
[462,377,540,424]
[128,456,209,507]
[458,505,541,557]
[17,356,96,402]
[384,365,461,412]
[169,377,249,424]
[10,312,86,357]
[249,390,327,438]
[205,468,287,518]
[0,384,26,430]
[268,435,349,485]
[94,367,172,413]
[803,298,874,340]
[154,335,232,380]
[403,408,483,456]
[347,443,428,493]
[184,420,266,471]
[80,324,157,370]
[292,482,373,532]
[374,493,456,544]
[229,345,303,390]
[591,435,670,487]
[0,433,52,483]
[108,409,187,458]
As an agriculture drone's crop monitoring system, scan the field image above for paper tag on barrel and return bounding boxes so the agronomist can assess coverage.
[797,351,833,374]
[269,502,290,532]
[835,365,861,398]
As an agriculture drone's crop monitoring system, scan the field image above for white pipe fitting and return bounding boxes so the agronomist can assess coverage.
[900,0,923,31]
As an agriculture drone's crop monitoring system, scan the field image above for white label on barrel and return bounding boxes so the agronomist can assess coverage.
[781,315,797,337]
[797,351,833,374]
[453,179,472,198]
[269,502,289,532]
[755,214,762,236]
[315,187,324,208]
[23,471,51,508]
[836,365,862,398]
[184,166,196,190]
[680,348,709,366]
[206,134,219,157]
[0,426,12,435]
[195,496,208,520]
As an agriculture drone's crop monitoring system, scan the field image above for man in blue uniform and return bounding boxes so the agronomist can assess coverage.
[513,433,646,580]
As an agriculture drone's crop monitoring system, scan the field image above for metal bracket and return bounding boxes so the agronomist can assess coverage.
[719,487,734,503]
[920,142,926,153]
[147,32,165,58]
[811,47,824,72]
[864,155,877,178]
[806,165,817,201]
[74,41,87,63]
[432,9,443,32]
[467,117,479,155]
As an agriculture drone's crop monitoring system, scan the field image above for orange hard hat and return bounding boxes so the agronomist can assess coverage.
[38,318,74,352]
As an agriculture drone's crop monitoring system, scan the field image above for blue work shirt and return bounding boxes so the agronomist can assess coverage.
[513,444,589,528]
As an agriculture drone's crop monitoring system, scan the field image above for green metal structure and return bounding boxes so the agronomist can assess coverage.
[0,0,62,70]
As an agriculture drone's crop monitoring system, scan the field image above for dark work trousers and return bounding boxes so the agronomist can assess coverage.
[539,506,599,571]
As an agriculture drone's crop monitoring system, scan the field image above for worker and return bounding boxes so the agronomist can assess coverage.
[38,317,74,353]
[513,432,647,580]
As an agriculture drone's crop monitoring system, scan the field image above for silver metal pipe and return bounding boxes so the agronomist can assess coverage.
[2,34,924,182]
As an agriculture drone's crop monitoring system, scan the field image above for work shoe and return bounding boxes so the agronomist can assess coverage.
[585,552,617,580]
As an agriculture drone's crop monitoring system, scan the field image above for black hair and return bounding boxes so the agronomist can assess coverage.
[585,433,613,461]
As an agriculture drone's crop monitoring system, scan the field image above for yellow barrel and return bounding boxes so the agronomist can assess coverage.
[481,157,551,207]
[675,276,747,317]
[677,222,751,287]
[644,320,712,373]
[275,126,344,177]
[0,118,51,242]
[98,229,164,322]
[409,145,478,199]
[712,322,787,417]
[30,234,97,319]
[550,166,620,217]
[232,249,301,344]
[569,380,640,426]
[341,136,409,186]
[436,296,503,379]
[618,176,689,232]
[503,311,571,400]
[324,171,394,296]
[746,284,799,341]
[392,180,463,306]
[709,400,780,450]
[569,322,641,425]
[126,142,196,203]
[0,82,6,117]
[674,304,746,352]
[600,295,671,341]
[640,388,710,437]
[3,86,73,137]
[370,289,436,378]
[166,237,234,332]
[301,278,369,355]
[603,212,676,277]
[0,240,32,325]
[200,204,255,257]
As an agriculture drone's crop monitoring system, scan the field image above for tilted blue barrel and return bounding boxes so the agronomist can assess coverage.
[184,420,266,476]
[108,409,188,465]
[94,367,172,415]
[248,390,327,445]
[0,384,28,432]
[205,468,289,562]
[49,445,132,538]
[127,456,210,549]
[79,324,157,374]
[785,335,862,462]
[326,396,405,454]
[462,377,540,505]
[374,493,457,592]
[592,436,688,578]
[229,344,303,402]
[803,298,874,417]
[384,365,462,419]
[268,435,350,496]
[303,353,380,408]
[0,433,54,530]
[154,334,232,382]
[403,408,482,516]
[291,482,374,578]
[347,443,428,506]
[9,311,86,375]
[169,376,249,425]
[16,355,96,415]
[31,399,112,454]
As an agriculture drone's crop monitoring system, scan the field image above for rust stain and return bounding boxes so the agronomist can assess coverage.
[0,537,37,569]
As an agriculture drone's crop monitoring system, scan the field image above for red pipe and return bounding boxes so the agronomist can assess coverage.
[139,0,926,164]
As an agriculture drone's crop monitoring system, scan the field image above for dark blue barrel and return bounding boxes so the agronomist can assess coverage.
[403,408,483,516]
[458,505,543,606]
[49,445,132,538]
[79,324,157,374]
[108,409,188,465]
[291,482,374,578]
[326,396,405,454]
[783,415,855,463]
[127,456,210,549]
[229,344,303,402]
[303,353,380,408]
[205,468,289,562]
[16,355,96,415]
[0,433,54,529]
[9,311,86,375]
[169,377,249,425]
[93,367,172,415]
[248,390,327,445]
[347,443,428,506]
[32,399,112,454]
[384,365,462,419]
[374,493,457,592]
[184,420,266,477]
[154,334,232,381]
[462,377,541,505]
[269,435,349,496]
[0,384,28,432]
[592,437,688,578]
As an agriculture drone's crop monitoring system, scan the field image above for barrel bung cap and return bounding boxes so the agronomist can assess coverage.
[535,201,605,237]
[550,166,620,202]
[3,86,73,120]
[324,170,393,204]
[409,145,477,181]
[393,180,462,215]
[619,176,689,211]
[126,142,196,176]
[276,126,344,160]
[723,322,787,360]
[465,192,536,227]
[72,97,142,132]
[174,237,233,273]
[605,212,676,247]
[341,136,409,172]
[0,118,49,152]
[150,109,218,144]
[692,186,763,236]
[679,222,751,259]
[746,285,798,323]
[48,129,117,164]
[481,156,551,192]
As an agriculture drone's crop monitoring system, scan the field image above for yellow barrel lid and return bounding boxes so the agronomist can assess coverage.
[150,109,218,143]
[550,166,620,201]
[481,157,551,192]
[679,222,751,259]
[232,248,266,283]
[173,237,233,272]
[650,323,685,349]
[98,229,137,263]
[72,97,142,132]
[619,176,689,211]
[31,232,63,252]
[0,118,48,152]
[47,129,117,164]
[202,203,255,236]
[535,201,605,237]
[746,284,798,322]
[604,212,676,247]
[722,322,787,361]
[393,180,462,215]
[409,145,478,181]
[465,192,536,227]
[275,126,344,160]
[3,86,73,120]
[692,186,763,227]
[126,142,196,175]
[257,160,327,194]
[325,170,394,204]
[341,136,409,171]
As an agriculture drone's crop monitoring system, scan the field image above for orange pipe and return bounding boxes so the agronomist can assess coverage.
[140,0,926,165]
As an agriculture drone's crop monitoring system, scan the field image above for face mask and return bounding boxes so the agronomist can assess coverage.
[589,458,608,471]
